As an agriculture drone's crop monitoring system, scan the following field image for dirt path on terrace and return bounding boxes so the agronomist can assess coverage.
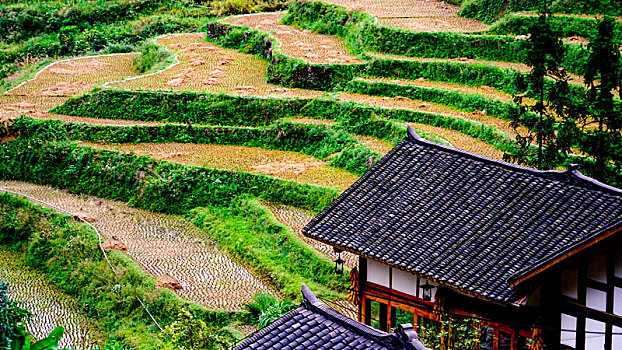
[82,142,359,190]
[324,0,489,32]
[222,12,363,64]
[0,250,103,349]
[0,181,275,311]
[0,54,138,113]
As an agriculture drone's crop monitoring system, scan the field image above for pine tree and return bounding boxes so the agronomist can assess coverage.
[507,0,574,169]
[580,16,622,182]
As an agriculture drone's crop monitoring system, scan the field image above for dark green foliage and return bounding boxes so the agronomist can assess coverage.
[132,42,172,73]
[53,89,305,126]
[458,0,537,24]
[0,0,164,43]
[364,57,529,96]
[489,12,622,40]
[0,282,31,349]
[190,198,349,299]
[506,12,572,169]
[580,17,622,181]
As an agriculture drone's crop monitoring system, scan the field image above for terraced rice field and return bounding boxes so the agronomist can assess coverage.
[0,54,138,112]
[324,0,489,32]
[82,142,359,190]
[364,77,519,102]
[110,33,324,98]
[409,122,505,159]
[352,135,394,155]
[0,250,102,349]
[0,181,274,311]
[337,92,518,143]
[377,16,489,33]
[221,12,364,64]
[371,53,585,85]
[262,202,358,268]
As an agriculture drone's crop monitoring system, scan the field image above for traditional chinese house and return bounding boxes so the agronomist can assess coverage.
[303,126,622,350]
[233,284,429,350]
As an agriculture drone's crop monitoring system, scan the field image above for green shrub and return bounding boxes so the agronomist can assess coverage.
[132,42,172,74]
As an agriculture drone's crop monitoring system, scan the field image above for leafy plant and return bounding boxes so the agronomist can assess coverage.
[0,282,31,349]
[244,293,295,328]
[160,308,234,350]
[9,326,65,350]
[258,300,295,328]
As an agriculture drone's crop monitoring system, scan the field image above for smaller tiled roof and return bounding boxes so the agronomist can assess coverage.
[233,284,430,350]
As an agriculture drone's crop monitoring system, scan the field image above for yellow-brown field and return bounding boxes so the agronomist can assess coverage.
[82,142,360,190]
[0,181,275,311]
[378,16,490,33]
[109,33,325,98]
[409,122,505,159]
[222,12,364,64]
[0,54,138,112]
[322,0,489,32]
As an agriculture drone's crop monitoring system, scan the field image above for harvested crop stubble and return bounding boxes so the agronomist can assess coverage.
[0,250,102,349]
[261,202,357,269]
[282,117,338,125]
[352,135,394,155]
[324,0,488,32]
[408,122,504,159]
[83,142,359,190]
[378,16,489,33]
[0,54,138,112]
[110,33,324,98]
[0,181,274,311]
[371,53,584,85]
[221,12,364,64]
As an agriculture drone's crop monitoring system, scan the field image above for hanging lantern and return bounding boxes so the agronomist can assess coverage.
[333,247,345,275]
[420,280,436,302]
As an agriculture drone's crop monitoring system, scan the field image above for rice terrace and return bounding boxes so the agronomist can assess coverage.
[0,0,621,349]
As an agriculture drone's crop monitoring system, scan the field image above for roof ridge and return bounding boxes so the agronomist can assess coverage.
[406,125,622,196]
[301,284,401,347]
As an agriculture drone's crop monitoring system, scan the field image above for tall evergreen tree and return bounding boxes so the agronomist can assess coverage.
[581,16,622,181]
[507,0,574,169]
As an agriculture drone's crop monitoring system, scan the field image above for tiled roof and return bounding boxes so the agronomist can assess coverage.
[303,126,622,303]
[233,284,429,350]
